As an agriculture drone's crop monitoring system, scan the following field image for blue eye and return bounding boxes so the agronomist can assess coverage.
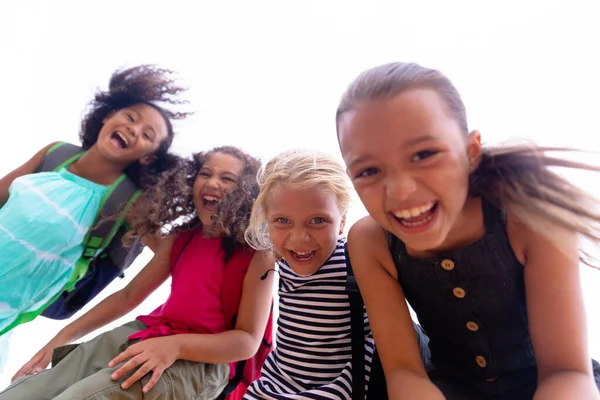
[311,217,325,224]
[275,217,289,224]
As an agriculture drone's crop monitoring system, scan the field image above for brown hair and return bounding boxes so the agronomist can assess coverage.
[336,62,600,268]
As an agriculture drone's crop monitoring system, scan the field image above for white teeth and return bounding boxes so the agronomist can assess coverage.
[203,195,219,201]
[294,251,312,256]
[393,201,435,219]
[116,131,129,145]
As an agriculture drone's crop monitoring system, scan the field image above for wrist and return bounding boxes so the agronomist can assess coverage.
[169,335,183,360]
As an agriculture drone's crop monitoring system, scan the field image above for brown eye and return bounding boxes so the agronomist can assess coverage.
[411,150,437,161]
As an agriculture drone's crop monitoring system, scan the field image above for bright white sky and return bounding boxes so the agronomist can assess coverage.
[1,0,599,388]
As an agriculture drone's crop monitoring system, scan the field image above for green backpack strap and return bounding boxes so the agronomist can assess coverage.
[0,145,142,336]
[0,179,141,336]
[68,174,141,291]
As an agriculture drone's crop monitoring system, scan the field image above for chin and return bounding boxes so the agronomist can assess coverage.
[286,261,322,276]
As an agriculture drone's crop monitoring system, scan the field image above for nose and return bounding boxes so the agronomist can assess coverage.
[386,172,417,201]
[205,176,221,190]
[125,123,142,138]
[290,226,310,244]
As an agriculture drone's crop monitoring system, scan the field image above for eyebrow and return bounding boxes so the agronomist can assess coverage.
[200,167,239,179]
[346,134,439,170]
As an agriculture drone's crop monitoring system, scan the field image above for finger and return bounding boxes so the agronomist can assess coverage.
[108,345,139,368]
[142,367,164,393]
[121,361,155,390]
[12,356,41,381]
[111,353,147,381]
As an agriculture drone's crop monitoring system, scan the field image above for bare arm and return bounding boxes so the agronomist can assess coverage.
[59,235,173,343]
[348,217,444,400]
[171,249,276,363]
[507,215,599,399]
[12,235,173,380]
[0,142,59,208]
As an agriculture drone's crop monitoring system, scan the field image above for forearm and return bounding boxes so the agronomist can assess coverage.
[173,330,258,365]
[534,371,600,400]
[387,369,445,400]
[57,290,139,343]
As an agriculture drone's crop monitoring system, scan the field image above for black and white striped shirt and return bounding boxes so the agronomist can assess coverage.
[244,238,375,400]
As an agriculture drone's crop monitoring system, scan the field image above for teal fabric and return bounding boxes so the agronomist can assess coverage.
[0,169,107,337]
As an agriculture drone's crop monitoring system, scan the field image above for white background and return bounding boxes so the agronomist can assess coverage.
[1,0,599,388]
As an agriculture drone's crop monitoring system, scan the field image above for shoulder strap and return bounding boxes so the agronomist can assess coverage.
[36,142,84,173]
[345,242,365,400]
[222,246,253,329]
[35,141,142,259]
[82,174,142,259]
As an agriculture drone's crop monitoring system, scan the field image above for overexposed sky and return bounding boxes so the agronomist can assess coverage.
[1,0,599,388]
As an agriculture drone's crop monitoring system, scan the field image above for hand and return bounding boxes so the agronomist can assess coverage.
[108,336,180,393]
[12,335,69,382]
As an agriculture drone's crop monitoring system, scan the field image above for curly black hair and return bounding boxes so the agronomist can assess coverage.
[80,65,191,188]
[127,146,262,260]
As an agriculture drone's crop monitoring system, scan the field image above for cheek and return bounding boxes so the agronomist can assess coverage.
[267,227,285,250]
[354,185,384,213]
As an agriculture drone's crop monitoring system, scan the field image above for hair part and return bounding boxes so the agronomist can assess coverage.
[337,61,600,269]
[245,149,352,252]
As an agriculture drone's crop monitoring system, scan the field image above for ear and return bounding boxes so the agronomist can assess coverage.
[102,110,117,124]
[466,130,482,173]
[339,213,347,235]
[139,155,157,166]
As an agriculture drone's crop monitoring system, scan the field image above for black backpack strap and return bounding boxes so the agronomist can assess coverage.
[345,242,365,400]
[36,142,84,173]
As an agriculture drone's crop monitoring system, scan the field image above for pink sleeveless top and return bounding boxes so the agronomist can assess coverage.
[129,232,253,341]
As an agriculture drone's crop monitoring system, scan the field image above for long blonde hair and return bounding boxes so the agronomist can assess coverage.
[336,62,600,268]
[245,149,352,251]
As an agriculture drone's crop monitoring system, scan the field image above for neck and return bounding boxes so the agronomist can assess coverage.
[69,146,127,186]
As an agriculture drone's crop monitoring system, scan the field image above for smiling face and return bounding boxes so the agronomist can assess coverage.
[193,152,244,232]
[338,88,481,253]
[96,103,169,166]
[266,184,346,276]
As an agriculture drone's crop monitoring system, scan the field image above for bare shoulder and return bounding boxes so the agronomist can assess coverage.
[348,215,398,279]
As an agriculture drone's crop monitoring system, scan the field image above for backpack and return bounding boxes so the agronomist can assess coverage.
[172,231,274,400]
[2,142,143,332]
[345,242,389,400]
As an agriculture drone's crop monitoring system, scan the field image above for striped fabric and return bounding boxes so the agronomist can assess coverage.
[244,238,374,400]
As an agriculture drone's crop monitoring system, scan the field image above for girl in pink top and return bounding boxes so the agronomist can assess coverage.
[2,146,276,400]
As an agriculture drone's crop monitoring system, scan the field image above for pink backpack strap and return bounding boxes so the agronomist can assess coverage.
[220,248,274,400]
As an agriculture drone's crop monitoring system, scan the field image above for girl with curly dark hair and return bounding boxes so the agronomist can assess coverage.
[5,146,276,400]
[0,65,189,372]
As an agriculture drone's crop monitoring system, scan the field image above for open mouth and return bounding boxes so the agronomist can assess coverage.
[288,250,317,262]
[393,201,438,228]
[201,194,221,211]
[110,131,129,149]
